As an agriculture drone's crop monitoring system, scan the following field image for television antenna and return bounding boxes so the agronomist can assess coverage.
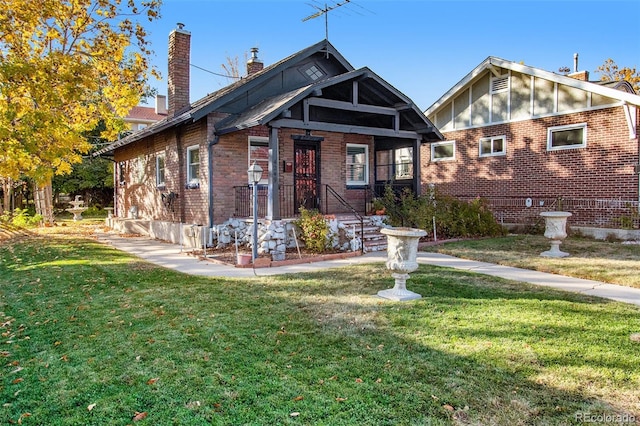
[302,0,352,41]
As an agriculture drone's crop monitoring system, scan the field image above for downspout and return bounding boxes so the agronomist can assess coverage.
[208,135,219,229]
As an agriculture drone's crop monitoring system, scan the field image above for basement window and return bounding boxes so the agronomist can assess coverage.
[547,123,587,151]
[431,141,455,162]
[479,136,506,157]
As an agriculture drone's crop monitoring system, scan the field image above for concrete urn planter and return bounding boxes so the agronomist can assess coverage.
[540,211,572,258]
[378,227,427,301]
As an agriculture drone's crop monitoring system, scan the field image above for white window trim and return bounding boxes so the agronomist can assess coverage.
[248,136,269,185]
[479,135,506,157]
[186,145,200,187]
[156,152,166,187]
[547,123,587,151]
[346,143,369,186]
[431,141,456,162]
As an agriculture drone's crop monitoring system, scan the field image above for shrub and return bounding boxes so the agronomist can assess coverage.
[0,208,43,228]
[373,186,506,239]
[294,207,331,253]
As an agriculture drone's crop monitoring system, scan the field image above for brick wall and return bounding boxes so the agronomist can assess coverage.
[421,105,640,226]
[114,120,208,225]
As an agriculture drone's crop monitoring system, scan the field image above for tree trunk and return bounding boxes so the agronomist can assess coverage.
[34,180,54,224]
[0,177,10,214]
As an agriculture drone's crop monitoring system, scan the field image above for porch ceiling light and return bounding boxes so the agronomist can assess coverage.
[248,162,263,184]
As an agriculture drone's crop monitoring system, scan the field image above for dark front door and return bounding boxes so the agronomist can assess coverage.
[294,141,320,213]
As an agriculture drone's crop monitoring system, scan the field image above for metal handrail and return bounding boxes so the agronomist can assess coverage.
[324,184,364,254]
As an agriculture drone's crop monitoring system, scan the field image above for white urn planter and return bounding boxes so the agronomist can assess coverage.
[540,211,572,258]
[378,227,427,301]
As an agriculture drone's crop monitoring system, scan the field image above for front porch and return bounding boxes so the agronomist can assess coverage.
[233,183,411,218]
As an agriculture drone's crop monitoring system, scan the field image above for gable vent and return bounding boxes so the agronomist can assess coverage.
[491,75,509,92]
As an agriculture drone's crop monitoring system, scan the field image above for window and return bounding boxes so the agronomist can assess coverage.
[301,64,324,81]
[249,137,269,185]
[346,144,368,186]
[431,141,455,161]
[156,153,166,187]
[479,136,506,157]
[547,123,587,151]
[118,162,126,185]
[395,147,413,179]
[186,145,200,188]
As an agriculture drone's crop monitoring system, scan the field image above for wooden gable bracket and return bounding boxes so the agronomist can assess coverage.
[487,64,502,78]
[622,103,637,140]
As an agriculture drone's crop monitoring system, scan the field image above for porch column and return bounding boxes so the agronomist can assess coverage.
[413,138,421,197]
[267,126,281,220]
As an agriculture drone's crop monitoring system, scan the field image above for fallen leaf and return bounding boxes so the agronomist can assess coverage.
[54,341,62,346]
[147,377,159,385]
[87,403,96,411]
[355,378,363,383]
[132,411,147,421]
[335,397,347,402]
[17,412,31,424]
[443,404,455,411]
[376,378,382,383]
[293,396,304,401]
[290,412,300,417]
[12,378,23,384]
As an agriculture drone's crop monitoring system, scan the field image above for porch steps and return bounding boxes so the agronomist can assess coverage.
[338,216,388,253]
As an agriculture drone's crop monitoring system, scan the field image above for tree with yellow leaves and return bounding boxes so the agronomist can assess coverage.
[0,0,161,223]
[595,59,640,93]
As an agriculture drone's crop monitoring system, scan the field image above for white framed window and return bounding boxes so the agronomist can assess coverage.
[156,152,166,187]
[395,147,413,179]
[547,123,587,151]
[249,136,269,185]
[431,141,456,162]
[186,145,200,188]
[346,144,369,186]
[479,135,506,157]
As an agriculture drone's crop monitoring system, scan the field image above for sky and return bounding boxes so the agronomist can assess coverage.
[142,0,640,111]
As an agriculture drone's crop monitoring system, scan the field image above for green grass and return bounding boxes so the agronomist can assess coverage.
[423,234,640,289]
[1,230,639,425]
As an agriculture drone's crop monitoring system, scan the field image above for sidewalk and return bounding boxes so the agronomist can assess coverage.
[96,232,640,307]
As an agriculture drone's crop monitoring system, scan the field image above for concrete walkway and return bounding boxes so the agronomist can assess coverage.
[95,232,640,307]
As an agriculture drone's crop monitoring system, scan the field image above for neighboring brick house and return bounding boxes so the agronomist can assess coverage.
[123,95,167,132]
[95,26,443,249]
[423,56,640,229]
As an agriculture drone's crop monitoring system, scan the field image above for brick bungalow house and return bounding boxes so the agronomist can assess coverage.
[423,55,640,230]
[95,26,443,251]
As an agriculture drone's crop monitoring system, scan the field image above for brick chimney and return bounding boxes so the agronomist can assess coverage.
[568,52,589,81]
[247,47,263,75]
[168,23,191,117]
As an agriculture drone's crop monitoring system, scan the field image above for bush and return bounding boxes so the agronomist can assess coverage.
[0,208,43,228]
[372,186,506,239]
[294,207,331,253]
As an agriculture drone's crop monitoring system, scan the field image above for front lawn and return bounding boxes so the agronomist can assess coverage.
[423,234,640,289]
[1,230,639,425]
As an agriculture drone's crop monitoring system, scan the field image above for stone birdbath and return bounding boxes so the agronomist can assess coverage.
[378,227,427,301]
[540,211,572,258]
[66,195,88,221]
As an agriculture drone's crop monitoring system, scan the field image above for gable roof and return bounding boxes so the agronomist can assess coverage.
[95,40,352,156]
[214,66,442,141]
[424,56,640,117]
[96,39,441,156]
